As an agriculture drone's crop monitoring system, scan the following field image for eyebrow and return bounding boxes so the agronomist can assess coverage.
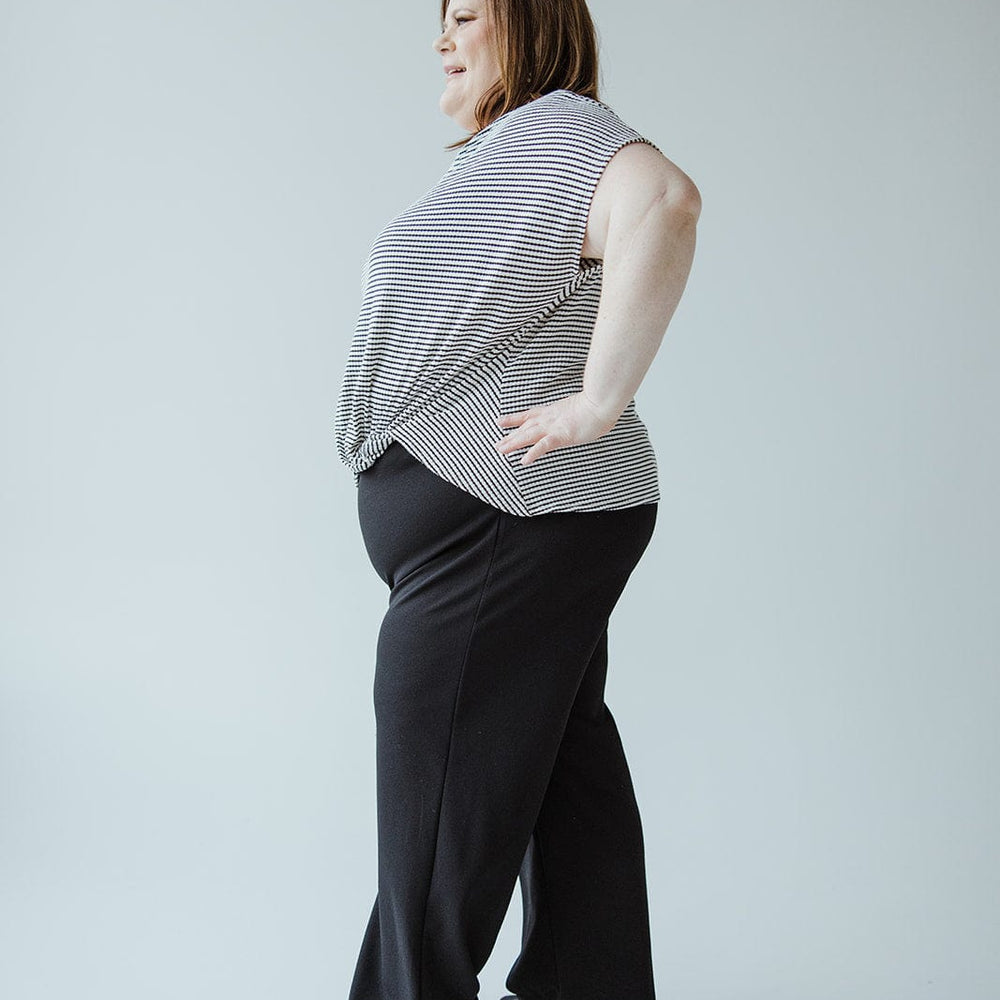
[441,7,473,30]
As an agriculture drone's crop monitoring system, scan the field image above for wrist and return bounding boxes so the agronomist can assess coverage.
[580,384,625,427]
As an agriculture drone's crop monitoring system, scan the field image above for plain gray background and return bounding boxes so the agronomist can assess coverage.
[2,1,997,997]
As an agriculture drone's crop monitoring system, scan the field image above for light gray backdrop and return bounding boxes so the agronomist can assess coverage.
[1,1,997,998]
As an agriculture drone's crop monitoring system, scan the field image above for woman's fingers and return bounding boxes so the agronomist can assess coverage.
[496,408,533,427]
[494,393,614,465]
[494,409,556,456]
[494,424,541,460]
[495,422,552,464]
[518,434,555,465]
[494,408,540,457]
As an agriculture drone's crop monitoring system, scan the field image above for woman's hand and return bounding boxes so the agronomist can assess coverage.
[493,390,622,466]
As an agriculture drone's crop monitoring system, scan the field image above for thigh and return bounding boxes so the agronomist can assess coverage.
[357,440,658,732]
[369,493,658,925]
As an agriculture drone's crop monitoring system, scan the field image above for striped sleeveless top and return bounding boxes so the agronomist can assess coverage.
[333,88,662,516]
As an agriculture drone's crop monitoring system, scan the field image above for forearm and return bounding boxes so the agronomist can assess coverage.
[582,193,699,422]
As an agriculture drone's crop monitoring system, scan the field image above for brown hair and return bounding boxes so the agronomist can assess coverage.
[439,0,601,150]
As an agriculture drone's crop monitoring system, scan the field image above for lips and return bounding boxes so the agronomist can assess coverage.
[444,66,466,75]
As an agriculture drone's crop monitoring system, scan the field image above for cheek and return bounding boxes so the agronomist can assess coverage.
[470,26,495,65]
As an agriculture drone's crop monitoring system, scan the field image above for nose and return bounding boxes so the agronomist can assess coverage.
[432,27,454,54]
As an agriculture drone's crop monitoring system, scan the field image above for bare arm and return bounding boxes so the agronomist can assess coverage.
[581,141,701,423]
[494,141,701,466]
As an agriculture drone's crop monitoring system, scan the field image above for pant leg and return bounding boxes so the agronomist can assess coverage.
[505,626,657,1000]
[349,440,657,1000]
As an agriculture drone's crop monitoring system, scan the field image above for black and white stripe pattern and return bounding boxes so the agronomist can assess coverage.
[334,89,662,516]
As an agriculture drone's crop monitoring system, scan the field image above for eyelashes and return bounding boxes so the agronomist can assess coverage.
[440,16,472,32]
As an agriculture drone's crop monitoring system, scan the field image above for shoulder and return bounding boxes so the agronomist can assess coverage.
[516,92,695,196]
[515,89,630,135]
[543,93,700,200]
[493,89,635,153]
[489,92,641,188]
[598,140,701,210]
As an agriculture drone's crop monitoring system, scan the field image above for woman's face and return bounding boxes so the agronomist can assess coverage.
[433,1,502,132]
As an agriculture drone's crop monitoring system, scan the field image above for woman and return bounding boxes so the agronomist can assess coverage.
[333,0,700,996]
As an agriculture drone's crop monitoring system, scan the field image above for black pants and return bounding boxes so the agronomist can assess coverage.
[350,440,659,1000]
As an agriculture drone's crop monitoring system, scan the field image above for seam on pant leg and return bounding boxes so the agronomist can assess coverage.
[532,824,562,998]
[416,508,506,998]
[519,628,608,999]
